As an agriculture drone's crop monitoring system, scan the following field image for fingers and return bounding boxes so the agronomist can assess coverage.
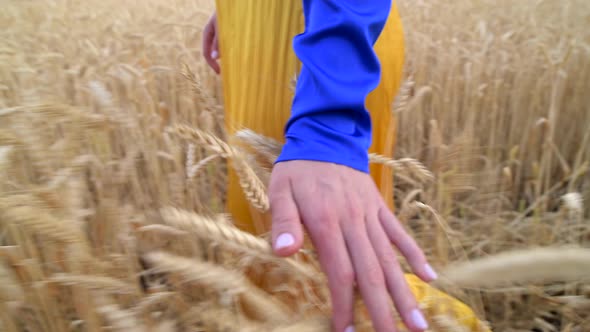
[342,220,396,332]
[367,217,428,331]
[202,14,220,74]
[269,177,304,256]
[307,219,355,332]
[378,207,438,283]
[268,163,432,332]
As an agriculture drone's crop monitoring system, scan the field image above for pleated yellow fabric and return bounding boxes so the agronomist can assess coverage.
[215,1,304,234]
[404,274,491,331]
[214,2,490,331]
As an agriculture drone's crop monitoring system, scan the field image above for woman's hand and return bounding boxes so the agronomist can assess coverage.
[202,12,220,74]
[269,160,437,332]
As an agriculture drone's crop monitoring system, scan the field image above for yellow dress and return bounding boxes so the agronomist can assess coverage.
[214,1,490,331]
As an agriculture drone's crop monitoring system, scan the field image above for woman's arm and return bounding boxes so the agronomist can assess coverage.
[276,0,391,173]
[272,2,434,332]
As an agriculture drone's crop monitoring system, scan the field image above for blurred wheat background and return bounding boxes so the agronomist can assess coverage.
[1,0,589,331]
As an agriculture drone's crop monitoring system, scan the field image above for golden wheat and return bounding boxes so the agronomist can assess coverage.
[0,0,588,331]
[160,207,320,279]
[173,125,270,211]
[96,300,145,332]
[49,273,136,294]
[233,128,435,185]
[143,251,292,324]
[369,153,435,184]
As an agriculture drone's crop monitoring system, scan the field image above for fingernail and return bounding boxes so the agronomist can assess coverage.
[344,326,355,332]
[424,264,438,280]
[411,309,428,330]
[211,50,218,59]
[275,233,294,250]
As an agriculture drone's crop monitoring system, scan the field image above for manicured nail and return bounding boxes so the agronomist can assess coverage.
[344,326,355,332]
[211,50,219,59]
[411,309,428,330]
[424,264,438,280]
[275,233,294,250]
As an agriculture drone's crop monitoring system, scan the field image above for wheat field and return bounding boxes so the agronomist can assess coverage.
[1,0,589,331]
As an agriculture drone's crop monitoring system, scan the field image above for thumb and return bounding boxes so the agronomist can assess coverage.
[269,179,304,257]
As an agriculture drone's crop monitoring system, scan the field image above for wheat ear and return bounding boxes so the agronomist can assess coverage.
[392,76,415,114]
[144,251,291,324]
[179,304,262,332]
[430,315,470,332]
[49,273,135,294]
[369,153,435,183]
[160,207,319,279]
[442,247,590,288]
[0,145,13,170]
[234,129,282,164]
[272,317,331,332]
[134,292,176,315]
[172,125,269,212]
[232,128,435,185]
[0,197,85,244]
[96,296,145,332]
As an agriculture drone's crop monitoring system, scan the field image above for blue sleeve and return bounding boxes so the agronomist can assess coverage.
[275,0,392,173]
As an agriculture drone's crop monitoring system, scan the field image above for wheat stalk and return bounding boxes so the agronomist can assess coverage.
[172,125,269,211]
[0,145,13,168]
[134,291,176,315]
[233,129,434,185]
[430,315,470,332]
[392,76,415,114]
[187,151,219,180]
[0,198,86,245]
[160,207,319,279]
[49,273,136,294]
[234,129,283,165]
[443,247,590,288]
[137,224,189,237]
[96,297,146,332]
[179,304,262,332]
[143,251,292,324]
[162,207,269,251]
[235,129,434,182]
[369,153,434,183]
[272,317,331,332]
[173,124,232,157]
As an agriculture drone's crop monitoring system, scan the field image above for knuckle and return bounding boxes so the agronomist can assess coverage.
[363,262,385,288]
[314,217,337,238]
[313,204,333,222]
[378,250,399,268]
[333,267,355,288]
[344,202,362,220]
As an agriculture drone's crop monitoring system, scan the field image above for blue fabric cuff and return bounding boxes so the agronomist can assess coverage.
[276,113,370,173]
